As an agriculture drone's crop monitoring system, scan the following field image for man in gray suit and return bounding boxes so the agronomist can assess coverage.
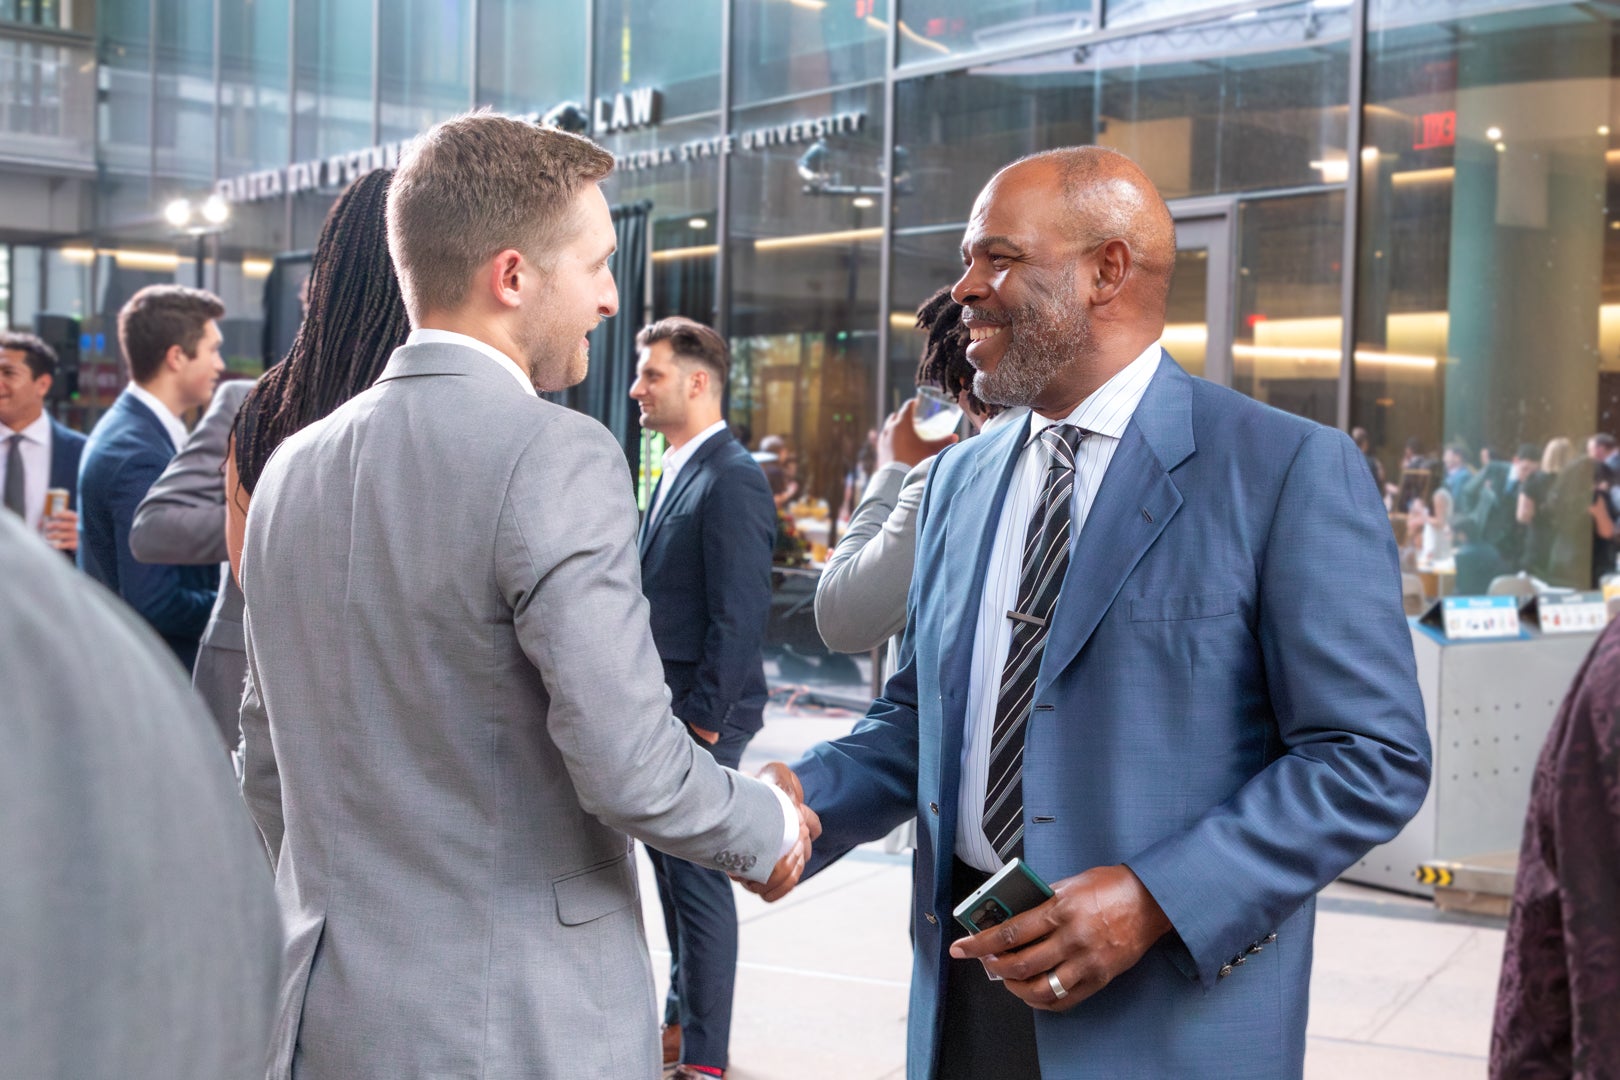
[239,114,813,1079]
[130,377,254,748]
[0,510,280,1079]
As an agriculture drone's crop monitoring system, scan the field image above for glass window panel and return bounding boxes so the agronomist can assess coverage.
[2,0,64,28]
[593,0,721,123]
[1105,0,1246,28]
[477,0,585,115]
[896,0,1093,66]
[1355,1,1619,590]
[378,0,470,142]
[893,1,1349,231]
[888,227,965,414]
[1233,191,1343,426]
[154,0,215,185]
[732,0,888,105]
[1,36,96,166]
[294,0,374,160]
[99,0,154,177]
[220,0,290,177]
[728,83,884,700]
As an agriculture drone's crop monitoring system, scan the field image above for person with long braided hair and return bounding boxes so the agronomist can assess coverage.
[224,168,410,578]
[815,285,1015,668]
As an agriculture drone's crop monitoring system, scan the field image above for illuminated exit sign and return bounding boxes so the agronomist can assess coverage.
[1413,110,1456,151]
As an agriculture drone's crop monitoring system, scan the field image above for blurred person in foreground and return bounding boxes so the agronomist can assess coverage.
[236,112,812,1080]
[78,285,225,670]
[1492,617,1620,1078]
[0,508,279,1079]
[760,147,1430,1078]
[815,286,1018,680]
[628,316,778,1079]
[0,330,82,555]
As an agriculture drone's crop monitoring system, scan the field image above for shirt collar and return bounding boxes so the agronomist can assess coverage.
[661,418,730,473]
[0,412,51,446]
[126,383,191,450]
[406,328,538,397]
[1023,341,1162,447]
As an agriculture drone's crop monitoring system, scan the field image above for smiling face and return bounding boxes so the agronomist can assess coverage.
[0,348,50,430]
[519,184,620,393]
[951,162,1094,410]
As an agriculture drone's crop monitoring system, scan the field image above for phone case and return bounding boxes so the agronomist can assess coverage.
[952,858,1054,934]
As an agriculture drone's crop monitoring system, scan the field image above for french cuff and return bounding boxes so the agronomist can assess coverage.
[762,777,801,860]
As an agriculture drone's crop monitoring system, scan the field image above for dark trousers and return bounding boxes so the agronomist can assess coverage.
[648,723,752,1072]
[937,858,1042,1080]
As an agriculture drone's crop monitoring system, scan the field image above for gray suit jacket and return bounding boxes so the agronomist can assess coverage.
[239,342,785,1080]
[815,459,930,663]
[130,378,253,747]
[0,511,279,1079]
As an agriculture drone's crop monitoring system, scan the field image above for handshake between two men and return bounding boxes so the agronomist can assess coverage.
[728,762,823,903]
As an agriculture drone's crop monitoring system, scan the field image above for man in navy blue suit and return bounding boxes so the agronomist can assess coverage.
[629,316,778,1080]
[78,285,225,672]
[762,149,1431,1078]
[0,332,85,556]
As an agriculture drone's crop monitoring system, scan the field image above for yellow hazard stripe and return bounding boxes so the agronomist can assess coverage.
[1414,865,1455,886]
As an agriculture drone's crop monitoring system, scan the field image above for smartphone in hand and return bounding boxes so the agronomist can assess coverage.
[953,857,1054,935]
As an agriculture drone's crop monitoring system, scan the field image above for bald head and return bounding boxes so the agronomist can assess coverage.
[999,147,1177,309]
[952,146,1177,416]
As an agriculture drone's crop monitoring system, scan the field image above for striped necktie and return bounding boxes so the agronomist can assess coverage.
[983,422,1088,862]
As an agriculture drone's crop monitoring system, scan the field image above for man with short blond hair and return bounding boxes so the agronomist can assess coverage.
[79,285,224,669]
[239,113,814,1080]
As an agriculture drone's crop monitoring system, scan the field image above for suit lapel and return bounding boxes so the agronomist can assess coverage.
[1037,355,1197,687]
[119,391,176,454]
[639,430,732,558]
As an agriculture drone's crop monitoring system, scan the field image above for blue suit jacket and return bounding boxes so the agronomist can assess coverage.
[49,418,86,509]
[639,429,777,736]
[794,356,1431,1079]
[78,390,218,670]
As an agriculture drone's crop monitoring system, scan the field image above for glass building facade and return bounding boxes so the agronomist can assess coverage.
[4,0,1619,692]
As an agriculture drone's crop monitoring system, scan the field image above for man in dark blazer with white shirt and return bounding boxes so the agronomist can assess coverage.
[0,331,85,555]
[78,285,225,671]
[629,316,778,1080]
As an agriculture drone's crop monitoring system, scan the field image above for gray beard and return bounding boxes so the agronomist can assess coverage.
[972,296,1091,408]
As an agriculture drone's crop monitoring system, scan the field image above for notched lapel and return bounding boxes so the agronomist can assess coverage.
[1037,356,1196,686]
[639,431,732,558]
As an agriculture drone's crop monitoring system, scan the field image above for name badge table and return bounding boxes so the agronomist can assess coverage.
[1437,596,1520,640]
[1535,591,1608,634]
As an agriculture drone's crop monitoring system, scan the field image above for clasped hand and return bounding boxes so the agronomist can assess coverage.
[948,864,1172,1012]
[731,761,820,903]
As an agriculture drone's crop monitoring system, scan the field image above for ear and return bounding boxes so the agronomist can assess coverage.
[1090,238,1133,306]
[487,249,528,311]
[163,343,190,372]
[689,366,710,400]
[35,372,53,397]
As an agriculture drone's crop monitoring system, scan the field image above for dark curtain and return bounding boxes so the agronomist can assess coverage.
[557,199,651,467]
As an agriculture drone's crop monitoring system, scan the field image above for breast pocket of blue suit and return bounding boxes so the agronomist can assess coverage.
[1128,590,1240,623]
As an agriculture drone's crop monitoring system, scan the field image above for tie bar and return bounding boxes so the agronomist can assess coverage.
[1007,610,1047,628]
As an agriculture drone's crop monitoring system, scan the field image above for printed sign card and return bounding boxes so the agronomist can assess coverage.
[1532,591,1608,635]
[1420,595,1521,640]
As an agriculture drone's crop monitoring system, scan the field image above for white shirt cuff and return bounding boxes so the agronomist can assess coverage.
[762,777,801,860]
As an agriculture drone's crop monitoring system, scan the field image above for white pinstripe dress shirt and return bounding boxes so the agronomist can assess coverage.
[955,342,1163,872]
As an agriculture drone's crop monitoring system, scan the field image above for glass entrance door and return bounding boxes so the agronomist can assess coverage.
[1163,213,1233,386]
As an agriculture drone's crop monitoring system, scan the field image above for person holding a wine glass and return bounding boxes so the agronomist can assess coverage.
[815,285,1017,678]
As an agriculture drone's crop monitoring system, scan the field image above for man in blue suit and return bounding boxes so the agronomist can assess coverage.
[629,316,778,1080]
[0,332,85,556]
[79,285,225,672]
[764,149,1431,1078]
